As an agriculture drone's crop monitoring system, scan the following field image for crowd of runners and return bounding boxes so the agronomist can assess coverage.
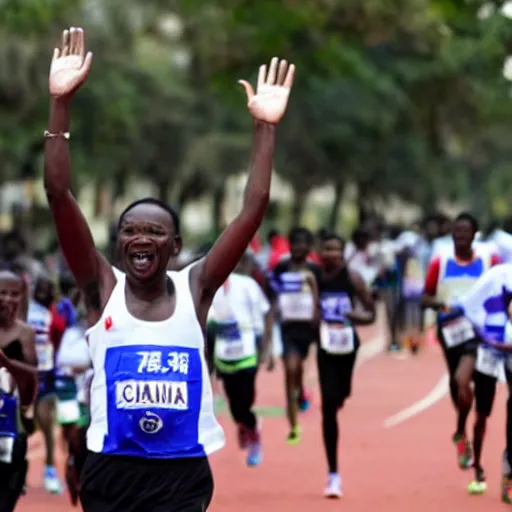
[2,25,512,512]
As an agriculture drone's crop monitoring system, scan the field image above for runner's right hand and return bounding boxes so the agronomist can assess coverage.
[49,27,93,98]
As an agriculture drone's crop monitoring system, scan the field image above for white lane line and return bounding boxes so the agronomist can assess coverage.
[357,334,386,366]
[383,372,449,428]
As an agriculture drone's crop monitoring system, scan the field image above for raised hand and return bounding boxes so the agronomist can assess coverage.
[238,58,295,125]
[49,27,93,98]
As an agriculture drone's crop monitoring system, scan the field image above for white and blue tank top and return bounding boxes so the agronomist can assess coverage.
[85,264,225,459]
[27,300,54,373]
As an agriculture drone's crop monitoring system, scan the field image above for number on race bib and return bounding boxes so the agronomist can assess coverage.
[279,292,314,322]
[320,323,355,355]
[476,346,502,379]
[441,317,475,348]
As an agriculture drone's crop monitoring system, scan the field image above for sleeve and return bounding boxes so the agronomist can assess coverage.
[423,257,441,296]
[456,265,504,332]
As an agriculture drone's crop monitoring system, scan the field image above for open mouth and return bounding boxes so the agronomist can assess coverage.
[130,251,156,271]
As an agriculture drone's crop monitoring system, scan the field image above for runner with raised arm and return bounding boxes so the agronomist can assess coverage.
[44,26,295,512]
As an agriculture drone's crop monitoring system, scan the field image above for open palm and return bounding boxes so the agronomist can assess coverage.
[49,27,93,98]
[239,58,295,125]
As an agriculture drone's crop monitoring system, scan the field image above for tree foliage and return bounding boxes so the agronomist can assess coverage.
[1,0,512,237]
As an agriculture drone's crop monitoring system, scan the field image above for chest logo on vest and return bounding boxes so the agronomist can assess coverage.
[139,411,163,434]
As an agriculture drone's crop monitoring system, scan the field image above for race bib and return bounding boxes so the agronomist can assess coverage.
[441,317,475,348]
[36,344,54,372]
[215,322,256,361]
[0,393,17,464]
[279,292,314,322]
[476,346,502,379]
[320,323,355,355]
[0,436,15,464]
[57,399,80,424]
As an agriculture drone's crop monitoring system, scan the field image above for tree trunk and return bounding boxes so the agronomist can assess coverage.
[291,188,307,227]
[157,177,170,203]
[212,185,225,237]
[328,180,343,231]
[357,183,370,225]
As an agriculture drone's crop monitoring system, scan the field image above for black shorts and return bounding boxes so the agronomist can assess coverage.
[0,435,28,512]
[437,322,478,378]
[80,452,214,512]
[317,347,358,408]
[281,324,317,360]
[473,370,497,418]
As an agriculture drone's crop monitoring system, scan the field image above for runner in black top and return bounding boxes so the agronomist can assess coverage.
[316,234,375,499]
[268,227,320,445]
[0,270,38,512]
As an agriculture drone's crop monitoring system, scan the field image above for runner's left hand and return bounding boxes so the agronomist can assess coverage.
[238,58,295,124]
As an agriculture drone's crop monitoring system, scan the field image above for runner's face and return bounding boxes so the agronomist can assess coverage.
[321,239,344,268]
[290,234,310,262]
[118,204,180,283]
[34,279,54,308]
[452,220,474,253]
[0,274,22,325]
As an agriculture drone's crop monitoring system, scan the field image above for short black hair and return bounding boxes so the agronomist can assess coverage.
[322,232,345,246]
[117,198,181,235]
[59,272,76,296]
[454,212,479,234]
[288,226,313,245]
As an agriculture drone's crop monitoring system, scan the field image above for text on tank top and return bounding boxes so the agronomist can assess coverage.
[86,265,225,459]
[272,263,315,322]
[27,302,54,372]
[318,267,357,355]
[437,255,490,349]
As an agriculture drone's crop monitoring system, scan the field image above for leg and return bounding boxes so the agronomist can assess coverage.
[318,348,357,498]
[501,360,512,503]
[469,370,496,493]
[36,378,63,494]
[284,352,302,433]
[454,354,475,437]
[441,341,474,469]
[221,371,257,429]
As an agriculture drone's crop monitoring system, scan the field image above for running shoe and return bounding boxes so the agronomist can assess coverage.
[453,433,473,470]
[287,425,301,445]
[467,467,487,495]
[298,389,311,412]
[246,417,263,466]
[388,342,400,352]
[44,465,64,494]
[324,473,343,498]
[502,475,512,504]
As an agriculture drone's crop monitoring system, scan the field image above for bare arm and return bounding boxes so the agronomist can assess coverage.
[44,28,115,323]
[193,58,295,308]
[346,270,376,325]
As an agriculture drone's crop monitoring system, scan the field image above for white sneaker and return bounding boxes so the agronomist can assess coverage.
[43,466,63,494]
[324,473,343,498]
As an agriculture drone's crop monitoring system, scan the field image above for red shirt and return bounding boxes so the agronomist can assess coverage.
[50,304,67,351]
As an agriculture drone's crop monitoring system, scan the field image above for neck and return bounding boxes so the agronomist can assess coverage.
[455,248,473,260]
[127,275,167,301]
[323,263,343,277]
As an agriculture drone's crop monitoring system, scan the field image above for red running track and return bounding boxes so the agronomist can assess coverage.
[16,321,509,511]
